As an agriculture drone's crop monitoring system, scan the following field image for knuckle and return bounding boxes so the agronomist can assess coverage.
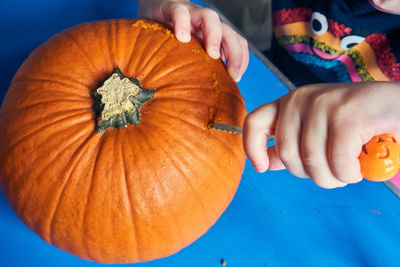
[309,93,328,111]
[243,113,261,130]
[329,154,362,183]
[229,59,242,70]
[221,23,237,35]
[169,2,187,12]
[277,146,297,165]
[331,104,348,123]
[241,37,249,48]
[203,8,220,20]
[244,107,269,130]
[329,153,349,169]
[197,7,219,22]
[301,150,321,170]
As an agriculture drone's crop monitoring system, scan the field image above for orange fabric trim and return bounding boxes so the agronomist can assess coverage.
[355,42,390,81]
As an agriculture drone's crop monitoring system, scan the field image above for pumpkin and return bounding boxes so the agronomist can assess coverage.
[359,134,400,181]
[0,19,247,263]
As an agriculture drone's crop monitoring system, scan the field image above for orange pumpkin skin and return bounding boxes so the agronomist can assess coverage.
[0,19,246,263]
[359,134,400,181]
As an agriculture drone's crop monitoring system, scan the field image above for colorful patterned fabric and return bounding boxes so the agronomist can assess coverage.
[272,0,400,82]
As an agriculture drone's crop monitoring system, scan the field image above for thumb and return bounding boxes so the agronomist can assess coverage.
[243,102,279,172]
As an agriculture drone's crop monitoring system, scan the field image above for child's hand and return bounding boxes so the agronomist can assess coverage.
[243,82,400,188]
[137,0,249,81]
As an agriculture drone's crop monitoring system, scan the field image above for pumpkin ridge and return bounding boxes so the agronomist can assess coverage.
[118,132,140,261]
[124,24,141,75]
[110,19,119,67]
[152,109,208,132]
[134,126,183,258]
[218,90,247,106]
[136,35,172,76]
[14,74,92,95]
[140,117,239,237]
[1,111,93,160]
[48,133,99,250]
[111,20,129,71]
[207,127,245,161]
[142,117,232,189]
[87,22,113,69]
[141,112,235,164]
[147,131,207,250]
[153,135,211,223]
[105,21,115,69]
[143,60,208,85]
[7,99,91,114]
[121,125,161,261]
[152,84,221,94]
[61,31,100,74]
[11,78,90,98]
[15,123,93,234]
[81,136,107,262]
[152,97,213,110]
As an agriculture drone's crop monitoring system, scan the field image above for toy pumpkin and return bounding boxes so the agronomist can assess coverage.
[0,19,246,263]
[359,134,400,181]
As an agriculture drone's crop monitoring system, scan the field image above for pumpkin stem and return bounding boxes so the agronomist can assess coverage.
[91,67,154,133]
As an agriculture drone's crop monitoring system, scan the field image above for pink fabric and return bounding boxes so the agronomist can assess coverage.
[389,170,400,188]
[284,43,363,82]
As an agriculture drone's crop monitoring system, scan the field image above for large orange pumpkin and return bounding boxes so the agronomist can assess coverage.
[0,19,246,263]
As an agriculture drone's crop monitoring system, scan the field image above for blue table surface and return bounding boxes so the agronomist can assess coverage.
[1,1,400,266]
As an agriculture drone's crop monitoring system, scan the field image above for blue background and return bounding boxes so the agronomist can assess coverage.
[1,1,400,266]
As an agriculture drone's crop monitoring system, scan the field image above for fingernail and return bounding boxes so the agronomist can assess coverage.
[253,161,267,173]
[228,69,240,82]
[176,31,190,42]
[208,45,220,59]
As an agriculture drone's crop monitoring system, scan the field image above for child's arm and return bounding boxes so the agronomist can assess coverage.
[243,81,400,188]
[137,0,249,81]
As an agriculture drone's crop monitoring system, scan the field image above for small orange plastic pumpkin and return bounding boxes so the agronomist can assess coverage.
[0,19,246,263]
[359,134,400,181]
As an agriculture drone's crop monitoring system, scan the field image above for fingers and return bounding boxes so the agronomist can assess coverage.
[220,24,248,82]
[301,104,347,189]
[274,100,309,178]
[243,103,278,173]
[198,9,222,59]
[238,36,249,80]
[170,4,192,42]
[191,9,248,81]
[328,114,363,184]
[267,146,286,170]
[167,3,249,81]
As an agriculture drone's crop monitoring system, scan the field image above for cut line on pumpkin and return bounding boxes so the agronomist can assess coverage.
[132,20,175,39]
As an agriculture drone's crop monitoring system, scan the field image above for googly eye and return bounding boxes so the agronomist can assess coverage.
[311,12,328,35]
[340,35,365,49]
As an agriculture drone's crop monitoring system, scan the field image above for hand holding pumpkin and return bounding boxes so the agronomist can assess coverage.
[243,81,400,188]
[137,0,249,81]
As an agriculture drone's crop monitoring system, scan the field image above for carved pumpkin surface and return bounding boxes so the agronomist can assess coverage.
[0,19,246,263]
